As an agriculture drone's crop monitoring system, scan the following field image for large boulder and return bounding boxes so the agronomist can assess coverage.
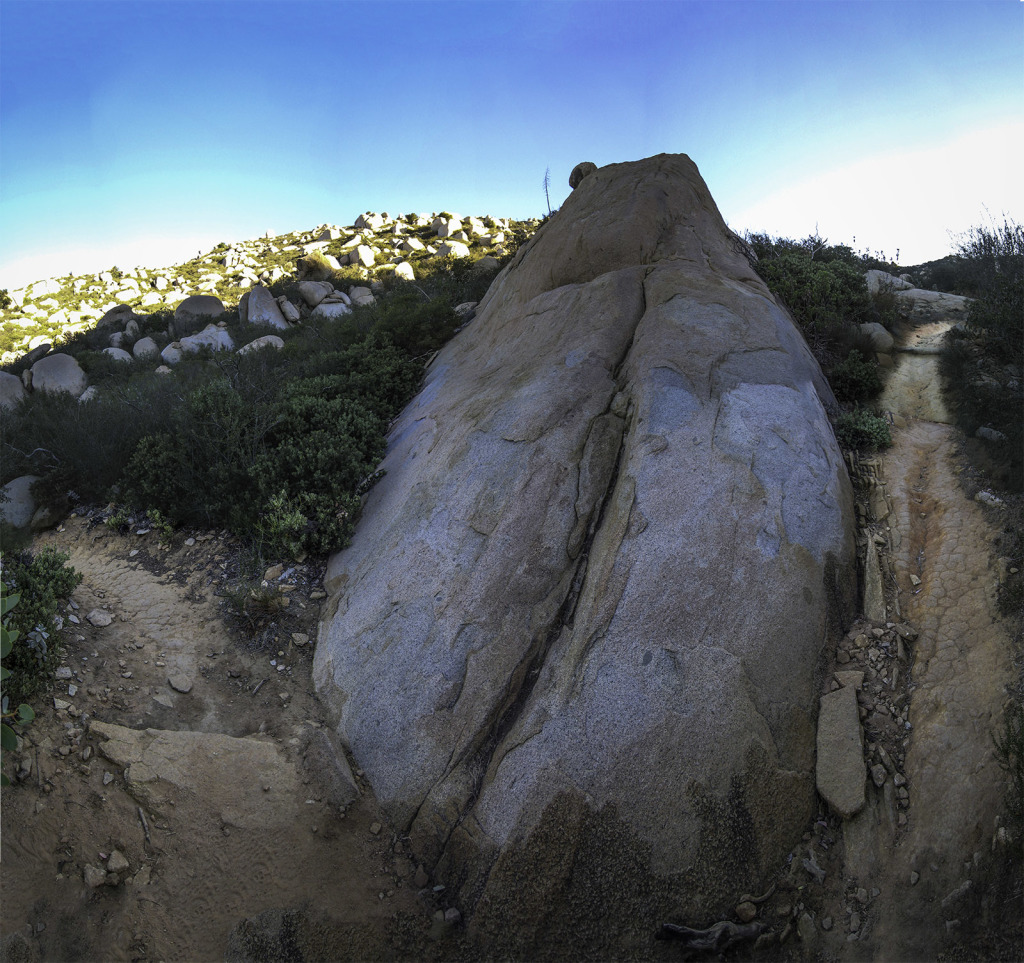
[174,295,225,337]
[246,285,289,330]
[313,154,855,955]
[894,286,970,323]
[29,353,87,398]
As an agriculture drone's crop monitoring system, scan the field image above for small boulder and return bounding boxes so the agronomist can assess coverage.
[133,337,159,360]
[437,241,471,258]
[348,287,375,307]
[278,299,301,323]
[160,344,183,366]
[297,281,334,308]
[180,324,234,354]
[310,302,352,322]
[98,304,135,329]
[0,475,40,529]
[30,353,88,398]
[0,371,26,409]
[238,335,285,355]
[569,161,598,189]
[394,262,415,281]
[246,285,288,330]
[174,295,225,336]
[865,270,913,296]
[859,322,894,354]
[103,347,133,363]
[353,245,376,268]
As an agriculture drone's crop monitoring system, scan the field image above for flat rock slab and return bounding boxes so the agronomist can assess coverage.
[90,720,297,827]
[816,686,866,818]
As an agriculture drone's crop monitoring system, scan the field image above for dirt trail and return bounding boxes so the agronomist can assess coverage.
[1,518,438,962]
[841,321,1015,960]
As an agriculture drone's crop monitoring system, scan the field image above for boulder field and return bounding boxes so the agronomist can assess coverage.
[313,153,856,955]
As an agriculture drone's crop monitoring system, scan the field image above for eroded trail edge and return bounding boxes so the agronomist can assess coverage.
[839,321,1015,960]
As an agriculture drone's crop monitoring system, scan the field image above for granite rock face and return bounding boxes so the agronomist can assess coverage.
[314,153,856,953]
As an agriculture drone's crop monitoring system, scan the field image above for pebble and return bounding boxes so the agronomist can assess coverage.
[821,916,833,931]
[369,821,382,835]
[168,674,193,694]
[107,850,130,873]
[871,763,887,787]
[849,911,861,931]
[736,901,757,922]
[56,667,73,680]
[910,871,920,885]
[414,866,430,888]
[444,907,462,924]
[103,772,114,785]
[185,538,196,546]
[83,864,107,888]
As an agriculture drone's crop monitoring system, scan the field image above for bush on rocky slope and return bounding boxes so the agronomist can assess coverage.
[1,231,515,563]
[0,547,81,706]
[940,216,1023,490]
[745,232,900,449]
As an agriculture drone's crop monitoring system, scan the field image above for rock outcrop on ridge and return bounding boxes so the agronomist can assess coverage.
[314,153,857,953]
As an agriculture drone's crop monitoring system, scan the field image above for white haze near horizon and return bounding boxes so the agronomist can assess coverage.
[731,121,1024,265]
[2,122,1020,292]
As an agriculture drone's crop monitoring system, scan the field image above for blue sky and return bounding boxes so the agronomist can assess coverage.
[1,0,1021,288]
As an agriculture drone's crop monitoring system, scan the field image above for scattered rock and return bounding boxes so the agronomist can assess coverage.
[83,864,107,888]
[107,850,130,874]
[168,674,193,694]
[86,609,113,627]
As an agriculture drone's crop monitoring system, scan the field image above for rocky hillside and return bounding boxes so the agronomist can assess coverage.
[0,212,537,366]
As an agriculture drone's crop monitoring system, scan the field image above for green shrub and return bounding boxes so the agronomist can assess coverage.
[829,350,884,405]
[833,408,892,452]
[0,547,82,706]
[940,216,1023,488]
[2,586,36,785]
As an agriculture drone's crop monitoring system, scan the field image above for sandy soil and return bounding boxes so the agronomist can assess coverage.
[0,517,444,962]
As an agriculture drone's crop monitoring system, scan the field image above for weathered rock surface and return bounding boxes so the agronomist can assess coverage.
[0,475,40,529]
[314,153,855,950]
[246,285,288,330]
[569,160,598,188]
[174,295,225,335]
[0,370,26,408]
[90,720,296,825]
[29,353,88,398]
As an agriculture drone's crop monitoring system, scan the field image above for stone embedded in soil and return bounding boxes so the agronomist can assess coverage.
[83,864,106,888]
[816,686,866,818]
[86,608,113,626]
[736,901,757,922]
[168,674,193,693]
[107,850,130,874]
[834,670,865,689]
